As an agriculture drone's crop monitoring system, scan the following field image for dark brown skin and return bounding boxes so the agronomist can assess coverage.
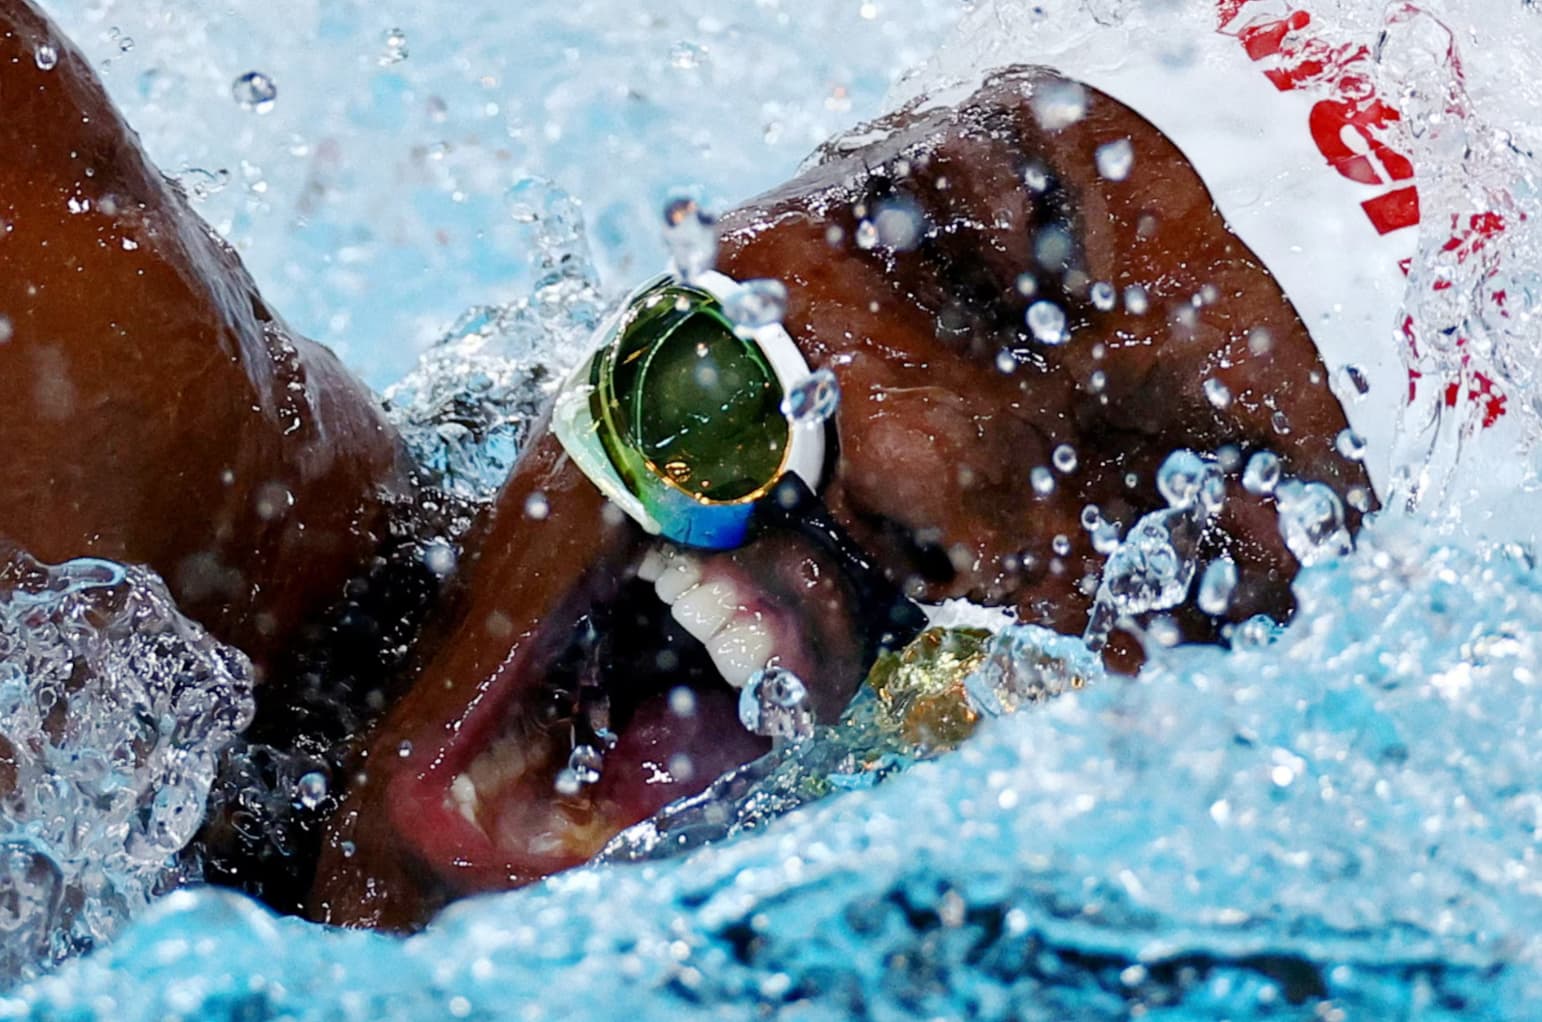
[309,68,1371,930]
[0,0,412,675]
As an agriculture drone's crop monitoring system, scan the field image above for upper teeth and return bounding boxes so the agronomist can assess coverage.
[637,544,772,688]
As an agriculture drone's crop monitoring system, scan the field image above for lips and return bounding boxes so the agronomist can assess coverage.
[309,428,871,927]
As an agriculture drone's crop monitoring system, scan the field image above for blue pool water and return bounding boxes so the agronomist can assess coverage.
[7,0,1542,1018]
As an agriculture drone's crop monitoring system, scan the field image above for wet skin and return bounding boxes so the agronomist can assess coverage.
[0,0,411,677]
[308,68,1371,930]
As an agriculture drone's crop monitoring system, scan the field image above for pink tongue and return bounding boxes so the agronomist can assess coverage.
[594,685,770,826]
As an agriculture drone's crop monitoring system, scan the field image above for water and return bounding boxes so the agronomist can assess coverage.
[8,0,1542,1017]
[0,551,253,985]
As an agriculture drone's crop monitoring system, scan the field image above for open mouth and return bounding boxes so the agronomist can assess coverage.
[389,521,868,894]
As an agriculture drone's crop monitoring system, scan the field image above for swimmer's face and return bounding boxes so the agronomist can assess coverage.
[309,68,1371,929]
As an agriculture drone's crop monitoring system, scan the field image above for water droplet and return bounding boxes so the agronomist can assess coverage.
[1335,363,1371,401]
[854,219,879,251]
[1248,326,1274,356]
[668,686,697,718]
[668,40,705,70]
[397,740,413,758]
[422,539,456,577]
[1034,225,1073,270]
[1031,80,1088,132]
[1157,450,1208,509]
[738,666,814,740]
[661,197,717,282]
[523,492,550,520]
[1203,377,1232,409]
[294,771,328,810]
[567,745,603,786]
[1123,285,1150,315]
[1095,138,1134,180]
[1090,281,1117,311]
[994,349,1017,375]
[1023,164,1050,193]
[1275,480,1351,567]
[33,44,57,71]
[1052,444,1078,474]
[380,27,409,65]
[553,770,581,797]
[1198,558,1237,615]
[1015,273,1038,297]
[873,198,924,251]
[782,368,840,425]
[723,279,788,329]
[0,317,13,344]
[1027,301,1068,345]
[1030,466,1055,496]
[1242,451,1281,495]
[1147,615,1181,648]
[1335,428,1367,461]
[231,71,277,113]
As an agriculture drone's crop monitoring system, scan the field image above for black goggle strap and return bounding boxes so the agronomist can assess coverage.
[753,473,929,666]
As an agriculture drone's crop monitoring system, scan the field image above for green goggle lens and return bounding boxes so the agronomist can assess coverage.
[594,281,789,503]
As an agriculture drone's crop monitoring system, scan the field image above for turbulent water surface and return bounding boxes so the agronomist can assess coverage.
[7,0,1542,1018]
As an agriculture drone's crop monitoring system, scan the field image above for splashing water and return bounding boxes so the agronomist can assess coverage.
[0,550,253,985]
[12,0,1542,1017]
[382,179,601,502]
[737,666,814,741]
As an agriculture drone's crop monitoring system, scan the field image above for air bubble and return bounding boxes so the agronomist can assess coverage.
[231,71,278,113]
[1027,301,1068,345]
[1030,466,1055,496]
[524,492,550,520]
[723,279,788,330]
[1095,138,1134,180]
[1089,281,1117,311]
[34,44,58,71]
[1052,444,1077,474]
[1123,285,1150,315]
[782,368,840,425]
[738,666,814,741]
[854,220,879,251]
[994,350,1017,375]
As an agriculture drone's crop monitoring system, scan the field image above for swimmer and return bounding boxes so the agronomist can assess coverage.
[0,0,1376,935]
[305,68,1371,928]
[0,0,413,680]
[0,0,1376,930]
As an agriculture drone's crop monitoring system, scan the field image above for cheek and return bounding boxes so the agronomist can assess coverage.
[837,384,1037,535]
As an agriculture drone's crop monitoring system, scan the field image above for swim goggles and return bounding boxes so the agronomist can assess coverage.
[552,270,825,551]
[553,269,928,658]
